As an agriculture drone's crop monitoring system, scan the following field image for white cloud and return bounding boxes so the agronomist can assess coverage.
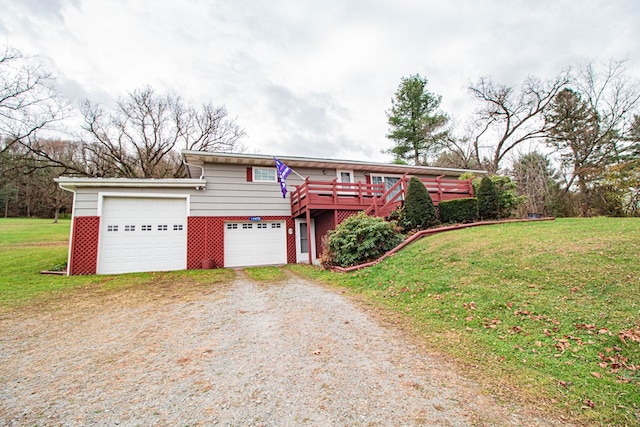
[1,0,639,162]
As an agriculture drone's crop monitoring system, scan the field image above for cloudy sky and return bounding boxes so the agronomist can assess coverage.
[2,0,639,162]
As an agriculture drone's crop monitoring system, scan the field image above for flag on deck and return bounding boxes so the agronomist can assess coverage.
[274,157,292,198]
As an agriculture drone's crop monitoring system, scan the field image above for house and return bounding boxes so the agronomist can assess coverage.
[55,151,484,275]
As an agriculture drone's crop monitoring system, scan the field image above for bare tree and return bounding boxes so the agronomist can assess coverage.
[545,60,640,214]
[468,72,570,174]
[512,151,557,216]
[0,46,67,157]
[79,86,246,178]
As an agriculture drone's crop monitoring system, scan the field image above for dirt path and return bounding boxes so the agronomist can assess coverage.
[0,272,567,426]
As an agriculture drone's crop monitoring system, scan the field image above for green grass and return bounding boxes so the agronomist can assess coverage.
[0,218,235,307]
[289,217,640,426]
[0,217,72,244]
[244,266,287,281]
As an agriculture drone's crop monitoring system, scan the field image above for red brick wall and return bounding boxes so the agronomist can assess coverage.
[69,216,100,275]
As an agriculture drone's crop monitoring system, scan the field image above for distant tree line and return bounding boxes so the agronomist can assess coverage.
[0,46,245,218]
[387,62,640,217]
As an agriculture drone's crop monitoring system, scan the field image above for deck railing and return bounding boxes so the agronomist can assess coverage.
[290,178,386,217]
[290,175,474,218]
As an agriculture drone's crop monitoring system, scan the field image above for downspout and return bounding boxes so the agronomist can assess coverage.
[56,181,76,276]
[183,162,205,180]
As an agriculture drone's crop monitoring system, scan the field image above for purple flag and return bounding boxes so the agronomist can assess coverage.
[274,157,292,198]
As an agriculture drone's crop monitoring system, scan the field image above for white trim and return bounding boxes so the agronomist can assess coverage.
[370,173,403,180]
[336,169,355,183]
[54,177,206,190]
[97,192,191,216]
[295,218,316,264]
[252,167,277,182]
[58,184,77,276]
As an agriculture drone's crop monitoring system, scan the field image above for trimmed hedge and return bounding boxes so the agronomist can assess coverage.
[439,197,478,223]
[477,176,500,220]
[401,177,438,230]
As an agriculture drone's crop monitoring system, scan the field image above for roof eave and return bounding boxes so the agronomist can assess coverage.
[181,150,487,176]
[54,177,207,190]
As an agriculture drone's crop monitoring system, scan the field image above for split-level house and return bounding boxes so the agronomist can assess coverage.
[55,151,484,275]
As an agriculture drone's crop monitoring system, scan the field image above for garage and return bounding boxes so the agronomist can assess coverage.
[97,196,188,274]
[224,221,287,267]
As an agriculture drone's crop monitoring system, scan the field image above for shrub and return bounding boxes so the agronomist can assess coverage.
[477,176,499,220]
[466,174,524,219]
[400,177,438,230]
[439,198,478,223]
[321,212,404,268]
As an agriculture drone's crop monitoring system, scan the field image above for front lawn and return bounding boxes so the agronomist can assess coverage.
[289,217,640,425]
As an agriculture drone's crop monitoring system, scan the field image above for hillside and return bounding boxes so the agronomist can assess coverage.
[292,218,640,425]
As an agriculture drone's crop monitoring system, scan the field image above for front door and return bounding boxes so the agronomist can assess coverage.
[295,218,316,263]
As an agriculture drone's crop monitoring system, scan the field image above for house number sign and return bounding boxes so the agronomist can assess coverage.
[249,216,261,221]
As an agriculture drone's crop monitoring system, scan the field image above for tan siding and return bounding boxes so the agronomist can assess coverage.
[72,188,197,217]
[72,189,99,217]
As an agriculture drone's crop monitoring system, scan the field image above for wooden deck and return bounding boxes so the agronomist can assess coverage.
[290,180,385,217]
[290,175,474,218]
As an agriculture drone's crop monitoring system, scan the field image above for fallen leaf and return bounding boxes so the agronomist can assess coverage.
[590,372,601,378]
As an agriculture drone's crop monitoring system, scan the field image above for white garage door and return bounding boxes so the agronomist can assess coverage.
[97,196,187,274]
[224,221,287,268]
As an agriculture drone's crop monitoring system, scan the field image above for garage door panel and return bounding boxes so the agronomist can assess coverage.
[98,197,187,274]
[224,221,286,268]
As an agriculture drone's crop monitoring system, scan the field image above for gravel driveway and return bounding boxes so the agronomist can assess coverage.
[1,271,565,426]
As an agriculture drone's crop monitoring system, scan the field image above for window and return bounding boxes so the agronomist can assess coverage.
[173,224,183,231]
[271,223,281,229]
[257,223,267,229]
[371,175,403,200]
[336,170,354,183]
[299,223,309,254]
[227,223,238,230]
[253,168,277,182]
[124,225,135,232]
[157,224,168,231]
[107,225,118,232]
[242,223,253,229]
[141,225,152,231]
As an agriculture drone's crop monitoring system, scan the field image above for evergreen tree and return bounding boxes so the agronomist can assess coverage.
[477,176,499,220]
[401,177,438,230]
[385,74,449,166]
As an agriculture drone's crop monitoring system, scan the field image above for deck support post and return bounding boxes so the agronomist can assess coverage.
[306,208,313,265]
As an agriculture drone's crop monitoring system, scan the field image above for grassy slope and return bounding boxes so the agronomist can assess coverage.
[0,218,234,307]
[289,217,640,425]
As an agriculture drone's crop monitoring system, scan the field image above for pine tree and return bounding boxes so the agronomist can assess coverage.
[386,74,449,166]
[401,177,438,230]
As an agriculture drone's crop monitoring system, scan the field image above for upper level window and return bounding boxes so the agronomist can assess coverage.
[253,168,277,182]
[336,170,354,183]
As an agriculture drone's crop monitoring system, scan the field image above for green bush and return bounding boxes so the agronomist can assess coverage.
[400,177,438,230]
[477,176,499,220]
[321,212,404,268]
[464,174,524,219]
[439,198,478,223]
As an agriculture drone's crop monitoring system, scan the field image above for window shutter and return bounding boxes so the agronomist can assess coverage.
[246,167,253,182]
[365,174,371,184]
